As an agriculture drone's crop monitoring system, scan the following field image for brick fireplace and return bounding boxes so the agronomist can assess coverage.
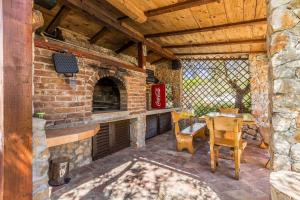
[34,46,146,128]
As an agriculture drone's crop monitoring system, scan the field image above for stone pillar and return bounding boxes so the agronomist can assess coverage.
[130,115,146,148]
[268,0,300,171]
[33,118,50,200]
[249,54,271,144]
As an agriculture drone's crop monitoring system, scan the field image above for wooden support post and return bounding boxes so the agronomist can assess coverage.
[138,42,146,69]
[0,1,33,200]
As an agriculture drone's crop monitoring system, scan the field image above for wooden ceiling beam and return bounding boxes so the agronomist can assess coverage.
[89,27,109,44]
[146,0,220,17]
[105,0,147,23]
[145,18,267,38]
[63,0,176,60]
[35,37,145,73]
[46,5,71,34]
[175,51,266,56]
[115,40,135,53]
[163,38,266,49]
[151,57,167,65]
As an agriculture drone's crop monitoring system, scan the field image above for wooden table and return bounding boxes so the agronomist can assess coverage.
[199,112,256,126]
[200,112,269,149]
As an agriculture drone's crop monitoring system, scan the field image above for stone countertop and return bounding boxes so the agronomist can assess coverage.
[146,108,180,116]
[91,108,180,123]
[45,108,180,147]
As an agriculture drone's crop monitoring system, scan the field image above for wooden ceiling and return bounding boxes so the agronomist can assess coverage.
[35,0,267,63]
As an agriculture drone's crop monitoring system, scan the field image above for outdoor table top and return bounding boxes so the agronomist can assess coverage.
[199,112,255,124]
[180,123,206,135]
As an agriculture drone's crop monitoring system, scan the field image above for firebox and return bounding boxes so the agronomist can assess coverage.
[92,77,125,113]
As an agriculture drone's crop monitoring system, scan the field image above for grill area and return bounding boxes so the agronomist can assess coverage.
[92,77,123,113]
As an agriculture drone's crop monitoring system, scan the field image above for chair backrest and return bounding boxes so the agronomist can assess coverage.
[205,116,243,147]
[219,108,239,114]
[171,112,190,137]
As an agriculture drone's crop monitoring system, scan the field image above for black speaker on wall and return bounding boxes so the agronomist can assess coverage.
[172,60,182,70]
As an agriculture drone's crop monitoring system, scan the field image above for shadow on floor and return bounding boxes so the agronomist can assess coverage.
[50,132,270,200]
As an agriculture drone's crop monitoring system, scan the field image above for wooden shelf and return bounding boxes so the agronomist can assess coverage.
[46,124,100,147]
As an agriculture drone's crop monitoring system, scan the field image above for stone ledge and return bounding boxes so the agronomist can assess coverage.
[270,170,300,200]
[146,108,180,116]
[46,124,100,147]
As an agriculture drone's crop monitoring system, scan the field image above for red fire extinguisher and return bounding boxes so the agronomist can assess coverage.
[151,84,166,109]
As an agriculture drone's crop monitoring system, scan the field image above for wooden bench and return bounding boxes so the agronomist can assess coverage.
[46,124,100,147]
[172,112,207,154]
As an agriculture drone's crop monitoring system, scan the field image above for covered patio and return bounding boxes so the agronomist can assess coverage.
[1,0,300,200]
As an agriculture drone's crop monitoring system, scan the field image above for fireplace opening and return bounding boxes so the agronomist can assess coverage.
[92,77,126,113]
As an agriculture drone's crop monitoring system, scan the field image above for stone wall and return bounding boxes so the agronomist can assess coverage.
[48,139,92,171]
[155,61,182,107]
[268,0,300,172]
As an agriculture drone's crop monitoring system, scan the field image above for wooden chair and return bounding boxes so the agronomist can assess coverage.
[219,107,239,114]
[171,112,206,154]
[205,116,247,180]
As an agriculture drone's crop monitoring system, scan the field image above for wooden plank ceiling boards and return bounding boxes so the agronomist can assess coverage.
[145,0,220,17]
[106,0,147,23]
[144,18,266,38]
[35,0,267,61]
[63,0,175,60]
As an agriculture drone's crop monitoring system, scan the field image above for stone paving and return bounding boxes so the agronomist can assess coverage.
[51,132,270,200]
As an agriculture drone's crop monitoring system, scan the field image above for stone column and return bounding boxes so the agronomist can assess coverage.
[249,54,271,144]
[268,0,300,171]
[33,118,50,200]
[130,115,146,148]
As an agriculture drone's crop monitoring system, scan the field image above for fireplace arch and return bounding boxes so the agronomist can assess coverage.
[92,76,127,113]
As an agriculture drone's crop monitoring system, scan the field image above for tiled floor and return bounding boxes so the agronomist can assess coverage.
[51,132,270,200]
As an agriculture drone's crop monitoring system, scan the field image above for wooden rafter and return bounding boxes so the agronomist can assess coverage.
[115,40,135,53]
[63,0,176,60]
[89,27,109,44]
[147,50,154,56]
[146,0,220,17]
[175,51,266,56]
[163,38,266,49]
[145,18,267,38]
[151,57,167,65]
[46,5,71,34]
[35,37,145,73]
[106,0,147,23]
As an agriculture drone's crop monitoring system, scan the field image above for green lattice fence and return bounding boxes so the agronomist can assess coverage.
[181,59,251,116]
